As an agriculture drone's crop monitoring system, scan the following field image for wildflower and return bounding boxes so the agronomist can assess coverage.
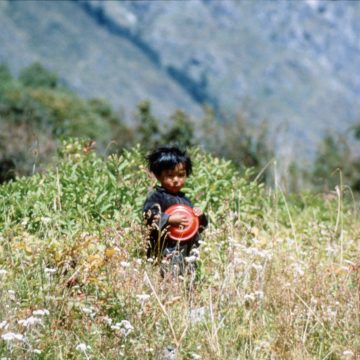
[111,320,133,336]
[120,261,130,268]
[189,307,206,324]
[41,217,51,224]
[185,255,197,264]
[244,293,256,302]
[310,297,318,306]
[191,353,201,360]
[33,309,49,316]
[102,316,113,325]
[44,268,57,274]
[81,307,96,318]
[18,316,42,328]
[293,263,305,277]
[76,343,91,352]
[0,269,8,276]
[1,332,25,342]
[32,349,42,354]
[0,321,9,330]
[343,350,354,360]
[136,294,150,303]
[251,263,263,272]
[254,290,264,299]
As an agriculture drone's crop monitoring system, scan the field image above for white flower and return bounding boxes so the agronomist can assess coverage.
[244,293,256,302]
[0,269,8,276]
[18,316,42,328]
[81,307,93,314]
[41,217,51,224]
[102,316,113,325]
[191,353,201,360]
[111,320,133,336]
[32,349,42,354]
[343,350,354,360]
[136,294,150,303]
[120,261,130,268]
[1,332,25,342]
[251,263,263,272]
[293,263,305,277]
[0,321,9,330]
[33,309,49,316]
[44,268,57,274]
[81,307,96,318]
[254,291,264,299]
[185,255,197,264]
[76,343,91,352]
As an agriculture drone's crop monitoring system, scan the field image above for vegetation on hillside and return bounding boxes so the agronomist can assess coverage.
[0,62,274,181]
[0,139,358,359]
[1,62,360,193]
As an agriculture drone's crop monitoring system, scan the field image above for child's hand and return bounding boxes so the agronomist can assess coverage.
[193,207,203,217]
[168,214,189,227]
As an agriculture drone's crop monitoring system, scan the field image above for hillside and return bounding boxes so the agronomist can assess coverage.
[0,0,360,158]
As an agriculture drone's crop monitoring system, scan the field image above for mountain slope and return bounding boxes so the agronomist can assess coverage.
[0,0,359,158]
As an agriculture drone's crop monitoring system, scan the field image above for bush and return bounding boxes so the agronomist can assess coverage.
[0,139,264,234]
[19,62,58,89]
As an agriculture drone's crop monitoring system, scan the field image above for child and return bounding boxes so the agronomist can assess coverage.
[143,145,207,276]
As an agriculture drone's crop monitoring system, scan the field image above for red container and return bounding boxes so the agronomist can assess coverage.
[165,204,200,241]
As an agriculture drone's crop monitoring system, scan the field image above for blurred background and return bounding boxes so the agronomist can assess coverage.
[0,0,359,192]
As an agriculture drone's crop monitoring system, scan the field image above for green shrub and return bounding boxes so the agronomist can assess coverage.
[0,139,264,234]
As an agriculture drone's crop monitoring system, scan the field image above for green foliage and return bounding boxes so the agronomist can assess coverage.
[19,62,58,89]
[0,139,264,233]
[162,110,195,148]
[197,109,273,180]
[134,100,161,151]
[312,133,360,192]
[0,64,12,90]
[0,139,358,359]
[0,63,132,176]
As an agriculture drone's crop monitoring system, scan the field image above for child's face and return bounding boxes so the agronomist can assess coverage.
[157,163,187,194]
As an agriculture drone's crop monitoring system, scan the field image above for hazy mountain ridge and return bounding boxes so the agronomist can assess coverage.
[0,0,359,158]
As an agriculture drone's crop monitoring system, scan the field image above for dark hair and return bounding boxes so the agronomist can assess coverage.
[146,146,192,177]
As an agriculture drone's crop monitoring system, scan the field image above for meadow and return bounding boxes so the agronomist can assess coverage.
[0,139,359,359]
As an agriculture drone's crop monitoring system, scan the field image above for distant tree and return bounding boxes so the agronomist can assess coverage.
[163,110,194,148]
[0,64,12,84]
[135,100,161,150]
[198,110,272,179]
[312,133,356,191]
[19,62,58,89]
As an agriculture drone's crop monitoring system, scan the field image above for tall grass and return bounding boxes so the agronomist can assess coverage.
[0,139,358,359]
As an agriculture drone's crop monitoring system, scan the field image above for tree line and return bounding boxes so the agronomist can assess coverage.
[0,62,359,193]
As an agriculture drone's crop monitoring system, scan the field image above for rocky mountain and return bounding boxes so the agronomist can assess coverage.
[0,0,359,159]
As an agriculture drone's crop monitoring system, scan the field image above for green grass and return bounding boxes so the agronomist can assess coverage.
[0,139,359,359]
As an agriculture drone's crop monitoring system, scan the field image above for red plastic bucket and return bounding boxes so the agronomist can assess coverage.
[165,204,200,241]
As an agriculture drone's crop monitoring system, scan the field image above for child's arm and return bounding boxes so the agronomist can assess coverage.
[143,192,170,230]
